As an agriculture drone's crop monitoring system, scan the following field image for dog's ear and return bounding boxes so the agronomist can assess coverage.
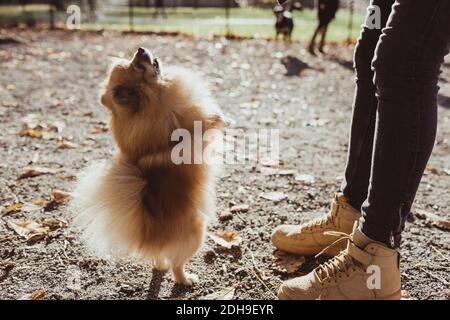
[113,86,140,107]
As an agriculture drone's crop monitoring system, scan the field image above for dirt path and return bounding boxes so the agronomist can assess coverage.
[0,29,449,300]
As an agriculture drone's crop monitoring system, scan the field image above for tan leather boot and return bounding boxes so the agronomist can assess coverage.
[277,225,402,300]
[272,194,361,256]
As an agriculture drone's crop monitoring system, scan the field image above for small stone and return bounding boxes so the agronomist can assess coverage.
[230,204,249,213]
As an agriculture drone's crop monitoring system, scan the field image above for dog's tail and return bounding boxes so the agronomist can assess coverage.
[71,158,156,259]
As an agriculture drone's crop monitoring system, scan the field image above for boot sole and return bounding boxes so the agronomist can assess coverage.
[277,290,402,300]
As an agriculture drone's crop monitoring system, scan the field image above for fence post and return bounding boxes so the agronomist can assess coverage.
[129,0,134,31]
[49,0,55,29]
[347,0,354,42]
[225,0,230,37]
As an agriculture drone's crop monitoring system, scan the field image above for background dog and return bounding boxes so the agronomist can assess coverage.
[72,47,226,286]
[273,5,294,41]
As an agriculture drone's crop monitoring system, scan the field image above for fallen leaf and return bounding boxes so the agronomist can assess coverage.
[19,127,43,138]
[7,219,49,241]
[41,131,58,140]
[21,202,45,212]
[414,209,450,231]
[217,209,233,221]
[1,203,23,216]
[90,126,108,134]
[44,190,71,211]
[209,232,242,249]
[18,167,60,179]
[434,220,450,230]
[259,157,284,167]
[260,191,286,202]
[230,204,249,213]
[200,287,235,300]
[295,174,315,183]
[57,140,79,149]
[18,289,45,300]
[273,251,305,273]
[41,218,66,230]
[424,166,440,175]
[401,290,415,300]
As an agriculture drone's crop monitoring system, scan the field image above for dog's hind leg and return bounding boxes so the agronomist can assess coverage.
[171,263,199,286]
[168,227,204,286]
[153,257,170,271]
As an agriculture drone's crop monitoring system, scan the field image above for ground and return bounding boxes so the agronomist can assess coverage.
[0,29,449,300]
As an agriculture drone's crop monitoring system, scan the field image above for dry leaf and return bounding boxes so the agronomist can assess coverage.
[295,174,315,183]
[217,209,233,221]
[1,203,23,216]
[230,204,249,213]
[210,232,242,249]
[434,220,450,230]
[44,190,71,211]
[19,127,43,138]
[401,290,415,300]
[260,191,286,202]
[18,289,46,300]
[273,251,305,273]
[259,158,283,167]
[57,140,79,149]
[414,209,450,231]
[90,126,108,134]
[18,167,60,179]
[200,287,235,300]
[21,202,45,212]
[51,190,70,203]
[42,218,66,230]
[7,219,49,241]
[424,166,440,175]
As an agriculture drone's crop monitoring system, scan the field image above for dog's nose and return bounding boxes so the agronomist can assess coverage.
[133,47,152,64]
[137,47,146,56]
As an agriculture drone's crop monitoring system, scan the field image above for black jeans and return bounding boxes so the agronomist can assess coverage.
[341,0,450,246]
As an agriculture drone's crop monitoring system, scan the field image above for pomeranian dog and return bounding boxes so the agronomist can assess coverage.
[72,47,226,285]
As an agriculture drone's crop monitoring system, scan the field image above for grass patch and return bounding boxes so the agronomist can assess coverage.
[0,6,364,42]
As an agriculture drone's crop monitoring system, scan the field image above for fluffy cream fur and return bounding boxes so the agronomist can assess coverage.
[71,48,225,285]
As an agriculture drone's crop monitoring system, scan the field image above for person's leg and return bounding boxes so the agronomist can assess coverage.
[273,0,395,257]
[341,0,395,210]
[318,25,328,53]
[308,25,321,54]
[277,0,450,300]
[360,0,450,246]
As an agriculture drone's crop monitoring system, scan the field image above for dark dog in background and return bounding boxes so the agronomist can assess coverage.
[274,5,294,41]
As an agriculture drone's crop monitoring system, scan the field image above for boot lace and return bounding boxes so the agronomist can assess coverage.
[313,231,361,283]
[303,207,337,231]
